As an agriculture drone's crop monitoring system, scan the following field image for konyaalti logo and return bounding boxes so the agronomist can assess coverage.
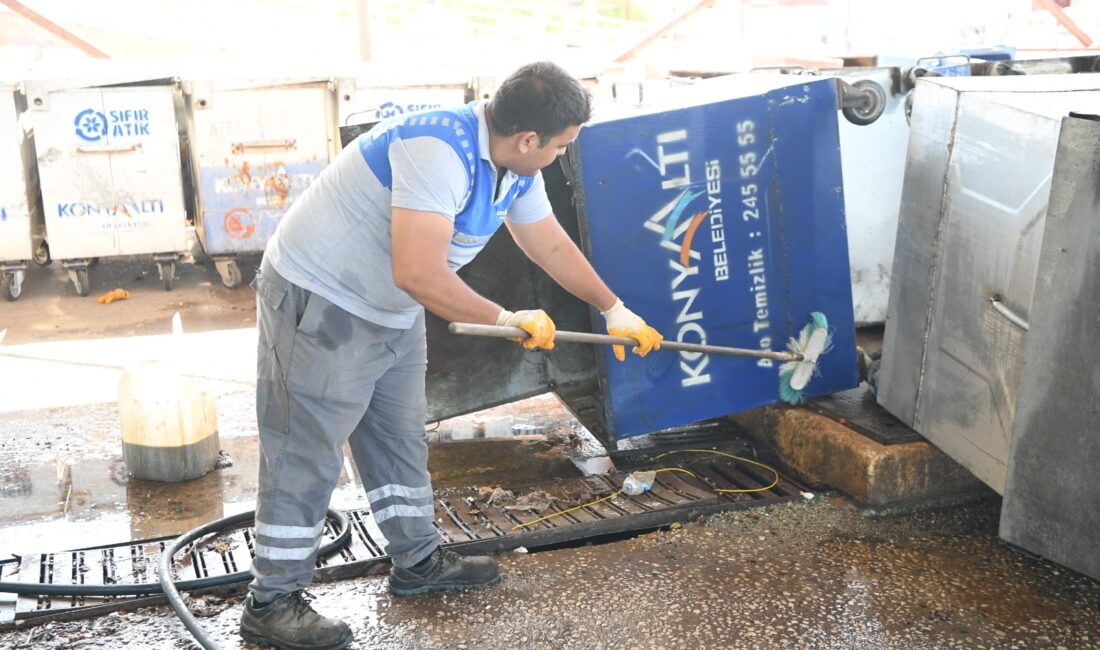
[644,189,708,269]
[74,108,108,142]
[642,129,716,388]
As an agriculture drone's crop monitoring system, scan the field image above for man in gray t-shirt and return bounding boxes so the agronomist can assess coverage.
[240,62,663,650]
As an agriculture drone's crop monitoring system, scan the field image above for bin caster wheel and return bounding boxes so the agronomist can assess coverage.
[215,259,242,289]
[32,241,51,266]
[158,260,176,292]
[842,79,887,126]
[904,90,915,126]
[67,267,90,297]
[3,270,23,301]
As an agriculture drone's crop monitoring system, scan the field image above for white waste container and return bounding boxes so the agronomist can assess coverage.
[0,83,46,301]
[26,78,190,295]
[335,75,469,128]
[184,77,337,288]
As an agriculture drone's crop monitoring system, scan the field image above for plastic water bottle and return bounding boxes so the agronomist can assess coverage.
[622,471,656,496]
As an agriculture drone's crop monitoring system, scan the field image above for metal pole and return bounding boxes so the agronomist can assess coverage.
[614,0,719,64]
[0,0,110,58]
[448,322,804,362]
[1035,0,1093,48]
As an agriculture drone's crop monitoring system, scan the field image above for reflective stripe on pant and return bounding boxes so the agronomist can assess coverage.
[249,258,439,603]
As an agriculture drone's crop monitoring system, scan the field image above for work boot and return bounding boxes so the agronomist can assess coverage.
[388,546,500,596]
[239,590,353,650]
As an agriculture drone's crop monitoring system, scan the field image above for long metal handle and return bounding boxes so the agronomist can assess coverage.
[231,139,297,154]
[74,144,142,155]
[989,295,1030,332]
[448,323,803,362]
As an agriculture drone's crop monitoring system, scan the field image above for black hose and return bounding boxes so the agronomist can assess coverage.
[160,508,349,650]
[0,509,351,649]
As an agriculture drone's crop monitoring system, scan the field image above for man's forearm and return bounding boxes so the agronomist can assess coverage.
[539,244,616,312]
[522,227,617,312]
[398,269,503,325]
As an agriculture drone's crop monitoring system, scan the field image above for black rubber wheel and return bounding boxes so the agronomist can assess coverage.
[905,66,928,90]
[904,91,915,126]
[162,261,176,292]
[219,260,242,289]
[3,273,20,301]
[32,240,51,266]
[842,80,887,126]
[72,268,90,297]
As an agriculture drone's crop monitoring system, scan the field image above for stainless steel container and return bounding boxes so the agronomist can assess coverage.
[877,74,1100,494]
[1000,112,1100,582]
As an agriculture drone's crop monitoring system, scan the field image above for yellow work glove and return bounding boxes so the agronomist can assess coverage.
[601,298,662,362]
[496,308,556,350]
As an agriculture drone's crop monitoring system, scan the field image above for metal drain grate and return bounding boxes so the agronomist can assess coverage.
[0,460,802,627]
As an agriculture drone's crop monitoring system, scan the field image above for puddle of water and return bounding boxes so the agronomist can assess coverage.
[0,390,600,556]
[0,434,367,555]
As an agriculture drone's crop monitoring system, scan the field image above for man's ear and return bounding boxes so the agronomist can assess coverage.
[516,131,539,154]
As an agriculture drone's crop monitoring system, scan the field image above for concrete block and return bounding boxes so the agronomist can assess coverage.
[729,405,993,513]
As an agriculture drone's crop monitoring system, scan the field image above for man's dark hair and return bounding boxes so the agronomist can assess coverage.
[488,61,593,147]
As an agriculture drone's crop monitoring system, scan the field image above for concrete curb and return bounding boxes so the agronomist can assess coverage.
[729,405,993,513]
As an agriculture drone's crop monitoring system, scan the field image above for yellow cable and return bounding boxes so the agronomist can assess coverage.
[652,448,780,493]
[653,467,698,479]
[509,450,781,531]
[511,490,624,530]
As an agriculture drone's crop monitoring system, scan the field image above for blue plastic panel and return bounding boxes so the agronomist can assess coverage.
[575,78,859,439]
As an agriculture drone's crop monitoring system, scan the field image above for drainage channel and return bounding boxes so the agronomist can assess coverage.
[0,458,803,628]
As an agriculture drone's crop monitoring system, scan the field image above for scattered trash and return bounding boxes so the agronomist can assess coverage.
[95,288,131,304]
[505,490,558,514]
[483,487,514,505]
[213,451,234,470]
[513,546,528,554]
[801,492,816,500]
[622,470,656,496]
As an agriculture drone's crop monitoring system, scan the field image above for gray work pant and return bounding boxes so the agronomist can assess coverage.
[249,258,439,603]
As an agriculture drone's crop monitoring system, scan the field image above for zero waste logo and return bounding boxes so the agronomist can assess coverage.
[74,108,108,142]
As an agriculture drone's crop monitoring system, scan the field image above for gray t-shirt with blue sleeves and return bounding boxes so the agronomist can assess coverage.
[266,101,552,329]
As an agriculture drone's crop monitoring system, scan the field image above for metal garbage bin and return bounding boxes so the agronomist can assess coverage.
[749,53,1097,325]
[999,112,1100,583]
[696,66,904,326]
[184,77,338,288]
[335,75,470,130]
[877,74,1100,494]
[0,82,46,301]
[25,77,190,295]
[422,75,860,447]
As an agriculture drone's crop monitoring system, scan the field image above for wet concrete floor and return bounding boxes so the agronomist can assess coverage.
[2,497,1097,649]
[0,390,587,554]
[3,261,1099,648]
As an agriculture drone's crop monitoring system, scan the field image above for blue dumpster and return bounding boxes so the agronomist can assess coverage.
[422,75,860,447]
[570,76,860,439]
